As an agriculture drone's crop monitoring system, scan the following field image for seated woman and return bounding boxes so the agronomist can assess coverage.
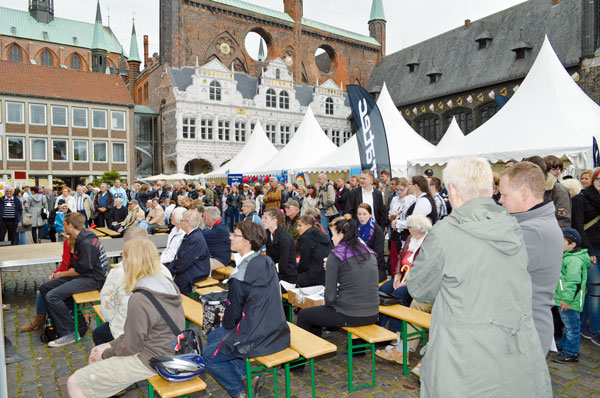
[356,203,387,282]
[297,216,379,336]
[203,220,290,398]
[159,207,187,266]
[67,238,185,398]
[263,208,298,285]
[297,215,332,287]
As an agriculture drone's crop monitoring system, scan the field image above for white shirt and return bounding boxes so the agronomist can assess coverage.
[164,204,176,224]
[397,193,430,231]
[160,226,186,265]
[361,187,374,210]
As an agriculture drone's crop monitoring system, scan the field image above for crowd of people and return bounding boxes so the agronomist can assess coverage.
[9,154,599,397]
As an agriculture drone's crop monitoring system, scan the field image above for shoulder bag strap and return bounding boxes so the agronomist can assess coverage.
[135,289,181,336]
[584,215,600,231]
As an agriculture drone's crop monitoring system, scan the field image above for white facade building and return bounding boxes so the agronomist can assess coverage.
[165,58,352,174]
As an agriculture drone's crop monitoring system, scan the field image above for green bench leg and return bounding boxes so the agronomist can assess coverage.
[148,383,189,398]
[74,301,79,342]
[282,298,293,323]
[400,320,428,375]
[289,357,316,398]
[245,358,291,398]
[346,332,376,392]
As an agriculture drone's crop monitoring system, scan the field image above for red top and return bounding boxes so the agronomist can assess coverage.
[392,235,421,277]
[54,239,73,273]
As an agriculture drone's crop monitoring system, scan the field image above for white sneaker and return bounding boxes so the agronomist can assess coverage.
[48,332,76,348]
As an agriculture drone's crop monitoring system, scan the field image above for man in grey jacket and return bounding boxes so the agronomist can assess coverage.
[499,161,563,354]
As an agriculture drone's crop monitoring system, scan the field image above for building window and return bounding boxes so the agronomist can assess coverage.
[8,45,22,63]
[93,141,107,162]
[92,109,107,129]
[6,102,24,124]
[415,114,441,144]
[70,54,82,70]
[201,119,213,140]
[111,111,126,130]
[7,137,24,160]
[343,131,352,143]
[30,138,47,161]
[41,49,53,66]
[183,117,196,139]
[112,142,126,163]
[72,108,88,128]
[478,102,498,126]
[279,91,289,109]
[445,109,473,134]
[325,97,334,115]
[51,106,67,126]
[281,125,291,144]
[218,120,230,141]
[73,140,88,162]
[331,130,341,146]
[29,104,47,125]
[275,69,280,79]
[52,139,68,161]
[266,89,277,108]
[250,122,255,132]
[266,124,277,144]
[210,81,221,101]
[235,121,246,142]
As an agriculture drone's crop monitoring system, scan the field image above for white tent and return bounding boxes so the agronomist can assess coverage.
[410,36,600,168]
[250,107,337,174]
[165,173,194,181]
[306,83,435,175]
[207,122,278,178]
[141,174,169,181]
[435,117,465,151]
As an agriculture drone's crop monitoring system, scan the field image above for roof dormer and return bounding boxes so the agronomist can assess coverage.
[511,29,532,60]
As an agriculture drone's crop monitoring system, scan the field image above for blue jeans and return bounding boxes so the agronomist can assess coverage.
[582,249,600,334]
[36,290,47,314]
[558,309,581,356]
[203,327,246,397]
[378,279,412,332]
[320,211,330,237]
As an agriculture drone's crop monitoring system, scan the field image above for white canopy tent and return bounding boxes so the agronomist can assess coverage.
[410,36,600,169]
[436,117,465,151]
[140,174,169,181]
[207,122,278,178]
[165,173,194,181]
[250,107,337,175]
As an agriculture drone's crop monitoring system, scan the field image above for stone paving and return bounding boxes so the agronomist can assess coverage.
[2,263,600,397]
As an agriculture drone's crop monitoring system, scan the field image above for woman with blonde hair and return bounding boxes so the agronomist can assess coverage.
[580,169,593,189]
[67,238,184,398]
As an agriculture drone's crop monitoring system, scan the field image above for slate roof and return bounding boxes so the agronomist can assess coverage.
[0,61,133,106]
[294,84,313,106]
[366,0,582,107]
[234,73,258,99]
[168,66,195,91]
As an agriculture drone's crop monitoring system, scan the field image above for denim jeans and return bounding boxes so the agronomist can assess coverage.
[320,211,330,237]
[203,327,246,397]
[36,290,47,315]
[378,279,412,332]
[582,249,600,334]
[558,309,581,356]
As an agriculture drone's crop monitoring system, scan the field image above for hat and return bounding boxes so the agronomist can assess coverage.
[562,227,581,247]
[284,199,300,208]
[57,198,66,205]
[129,199,138,205]
[424,168,434,176]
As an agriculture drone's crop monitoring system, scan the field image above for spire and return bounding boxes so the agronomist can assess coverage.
[369,0,385,22]
[119,50,127,76]
[91,0,106,50]
[128,20,142,63]
[258,39,265,62]
[105,64,111,74]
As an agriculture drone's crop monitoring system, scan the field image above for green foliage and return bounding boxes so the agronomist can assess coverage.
[91,170,122,187]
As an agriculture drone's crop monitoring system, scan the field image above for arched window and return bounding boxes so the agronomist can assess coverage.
[266,89,277,108]
[325,97,334,115]
[70,54,82,70]
[8,45,22,63]
[478,102,498,126]
[445,109,473,134]
[209,81,221,101]
[279,91,289,109]
[41,49,53,66]
[415,114,441,144]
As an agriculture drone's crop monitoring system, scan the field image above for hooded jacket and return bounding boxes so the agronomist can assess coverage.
[297,227,332,287]
[218,252,290,358]
[103,275,184,369]
[544,174,571,228]
[556,249,590,312]
[73,228,109,282]
[572,186,600,250]
[266,226,298,284]
[27,193,48,227]
[406,197,552,398]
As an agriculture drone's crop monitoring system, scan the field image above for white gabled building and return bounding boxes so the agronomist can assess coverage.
[165,57,352,174]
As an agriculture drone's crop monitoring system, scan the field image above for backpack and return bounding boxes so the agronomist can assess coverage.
[40,317,58,343]
[200,291,229,335]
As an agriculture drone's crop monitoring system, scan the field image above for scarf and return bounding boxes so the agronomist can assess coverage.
[358,216,376,243]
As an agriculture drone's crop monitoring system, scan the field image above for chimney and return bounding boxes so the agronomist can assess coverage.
[464,19,471,30]
[143,35,149,68]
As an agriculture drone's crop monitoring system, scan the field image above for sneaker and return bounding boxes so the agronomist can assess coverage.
[48,332,76,348]
[592,334,600,347]
[581,324,592,340]
[411,359,423,377]
[375,346,408,364]
[551,352,579,363]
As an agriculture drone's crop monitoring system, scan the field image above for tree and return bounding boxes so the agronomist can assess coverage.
[92,170,122,187]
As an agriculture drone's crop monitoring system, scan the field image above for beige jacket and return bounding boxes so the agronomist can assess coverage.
[146,205,165,225]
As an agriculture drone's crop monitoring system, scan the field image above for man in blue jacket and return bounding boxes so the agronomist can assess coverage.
[0,186,23,245]
[202,206,232,271]
[168,209,210,295]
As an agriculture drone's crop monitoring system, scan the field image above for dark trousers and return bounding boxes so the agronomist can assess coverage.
[296,305,378,336]
[49,226,57,242]
[0,217,18,245]
[92,322,114,345]
[94,211,109,228]
[77,210,89,228]
[32,226,42,243]
[39,276,103,337]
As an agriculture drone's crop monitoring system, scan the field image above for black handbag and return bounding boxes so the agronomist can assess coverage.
[379,291,401,306]
[41,208,48,220]
[199,291,229,335]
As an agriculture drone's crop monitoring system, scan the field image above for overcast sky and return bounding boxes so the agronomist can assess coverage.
[5,0,527,64]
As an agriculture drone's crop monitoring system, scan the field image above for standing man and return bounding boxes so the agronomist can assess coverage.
[44,186,56,211]
[499,161,563,354]
[205,182,215,206]
[346,170,387,228]
[155,181,169,201]
[93,183,114,228]
[284,199,301,249]
[525,156,571,228]
[171,182,182,206]
[0,187,23,245]
[110,179,127,206]
[335,178,349,216]
[264,176,282,210]
[74,185,94,228]
[349,175,360,190]
[122,182,131,202]
[317,173,337,236]
[85,183,95,199]
[380,169,392,206]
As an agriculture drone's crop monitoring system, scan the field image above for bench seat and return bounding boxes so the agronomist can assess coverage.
[180,294,203,328]
[147,375,206,398]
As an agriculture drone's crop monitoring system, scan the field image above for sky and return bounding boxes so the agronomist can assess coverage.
[4,0,527,63]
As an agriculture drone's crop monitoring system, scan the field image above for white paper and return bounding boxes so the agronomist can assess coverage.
[279,280,296,292]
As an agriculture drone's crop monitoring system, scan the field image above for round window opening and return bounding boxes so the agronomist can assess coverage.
[314,45,335,73]
[245,31,268,62]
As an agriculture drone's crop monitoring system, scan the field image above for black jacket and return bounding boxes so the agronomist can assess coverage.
[572,187,600,250]
[220,253,290,358]
[266,227,298,284]
[297,228,332,287]
[93,191,114,212]
[137,190,155,212]
[73,229,109,282]
[0,195,23,222]
[168,228,211,295]
[366,223,387,282]
[346,188,388,228]
[109,205,128,225]
[336,187,350,212]
[171,189,182,207]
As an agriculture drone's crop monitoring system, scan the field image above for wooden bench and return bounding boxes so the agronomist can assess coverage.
[147,375,206,398]
[193,277,220,289]
[194,286,225,296]
[213,266,235,278]
[287,322,336,398]
[95,227,121,238]
[341,324,397,392]
[72,290,101,342]
[180,294,203,329]
[245,348,299,398]
[92,304,104,324]
[90,228,106,237]
[379,304,431,375]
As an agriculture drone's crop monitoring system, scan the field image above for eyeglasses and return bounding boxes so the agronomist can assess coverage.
[594,178,600,182]
[232,233,245,239]
[181,219,189,223]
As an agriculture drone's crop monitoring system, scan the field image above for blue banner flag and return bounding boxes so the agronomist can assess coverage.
[593,137,599,168]
[347,85,391,176]
[227,174,243,186]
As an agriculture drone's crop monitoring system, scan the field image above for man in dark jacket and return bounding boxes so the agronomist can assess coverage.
[93,183,114,228]
[203,220,290,398]
[168,210,210,295]
[39,212,108,347]
[202,207,232,270]
[0,186,23,245]
[108,198,129,231]
[335,178,350,216]
[346,170,388,228]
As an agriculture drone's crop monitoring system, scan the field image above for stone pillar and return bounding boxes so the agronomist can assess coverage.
[48,174,53,188]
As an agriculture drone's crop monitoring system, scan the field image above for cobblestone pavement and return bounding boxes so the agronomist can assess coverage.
[3,264,600,397]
